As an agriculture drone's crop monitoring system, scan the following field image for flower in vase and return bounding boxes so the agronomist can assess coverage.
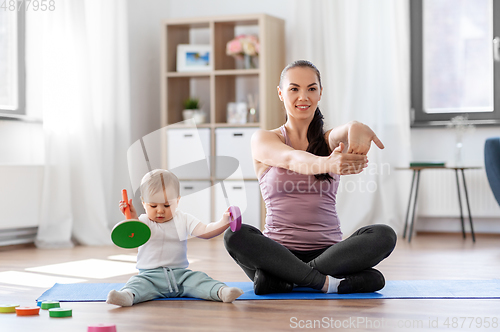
[226,39,243,55]
[447,115,475,165]
[226,35,260,58]
[447,115,475,141]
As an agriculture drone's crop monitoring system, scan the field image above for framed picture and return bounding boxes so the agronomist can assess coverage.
[176,44,212,72]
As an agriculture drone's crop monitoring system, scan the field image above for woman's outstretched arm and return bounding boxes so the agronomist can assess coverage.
[251,129,368,176]
[325,121,385,155]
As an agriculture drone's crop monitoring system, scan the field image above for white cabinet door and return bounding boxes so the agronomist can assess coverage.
[215,180,261,229]
[167,128,210,179]
[178,181,211,223]
[215,128,258,180]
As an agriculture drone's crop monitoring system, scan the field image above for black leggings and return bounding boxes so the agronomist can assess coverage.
[223,224,397,290]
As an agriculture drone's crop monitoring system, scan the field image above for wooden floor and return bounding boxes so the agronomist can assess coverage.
[1,232,500,331]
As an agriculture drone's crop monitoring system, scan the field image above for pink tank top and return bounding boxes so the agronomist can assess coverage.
[259,125,342,251]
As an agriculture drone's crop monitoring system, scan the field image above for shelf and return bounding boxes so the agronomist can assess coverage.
[162,20,210,29]
[166,76,211,124]
[181,177,259,181]
[165,69,260,78]
[215,178,258,182]
[214,69,260,76]
[166,72,211,77]
[214,123,260,128]
[164,123,260,129]
[164,123,212,129]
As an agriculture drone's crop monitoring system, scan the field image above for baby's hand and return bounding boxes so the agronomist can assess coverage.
[222,208,231,225]
[118,200,127,214]
[119,199,138,219]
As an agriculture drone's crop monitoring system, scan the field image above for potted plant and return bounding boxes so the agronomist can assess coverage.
[182,97,206,124]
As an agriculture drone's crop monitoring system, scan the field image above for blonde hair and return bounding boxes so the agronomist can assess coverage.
[140,169,180,203]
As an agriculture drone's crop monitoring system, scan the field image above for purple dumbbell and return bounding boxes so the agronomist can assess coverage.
[229,206,242,232]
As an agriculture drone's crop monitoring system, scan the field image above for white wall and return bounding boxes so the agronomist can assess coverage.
[127,0,170,144]
[166,0,292,19]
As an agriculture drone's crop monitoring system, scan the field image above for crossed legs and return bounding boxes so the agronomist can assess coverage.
[224,224,397,293]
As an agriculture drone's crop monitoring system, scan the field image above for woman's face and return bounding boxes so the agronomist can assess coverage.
[278,67,323,122]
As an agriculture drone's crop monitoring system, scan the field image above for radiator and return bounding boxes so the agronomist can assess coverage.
[416,168,500,218]
[0,165,43,245]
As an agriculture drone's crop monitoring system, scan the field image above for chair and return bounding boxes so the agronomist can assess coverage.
[485,137,500,206]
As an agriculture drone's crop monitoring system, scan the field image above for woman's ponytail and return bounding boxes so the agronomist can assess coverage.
[307,108,333,182]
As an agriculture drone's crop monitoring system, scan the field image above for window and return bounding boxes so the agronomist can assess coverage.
[411,0,500,126]
[0,4,25,116]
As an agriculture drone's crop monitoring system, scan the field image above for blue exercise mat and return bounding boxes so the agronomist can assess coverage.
[36,279,500,302]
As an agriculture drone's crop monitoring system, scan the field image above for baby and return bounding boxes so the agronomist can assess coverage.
[106,169,243,306]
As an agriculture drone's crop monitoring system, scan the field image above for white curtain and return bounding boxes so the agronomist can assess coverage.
[291,0,412,236]
[26,0,130,247]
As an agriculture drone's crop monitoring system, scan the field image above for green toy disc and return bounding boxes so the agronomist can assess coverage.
[111,220,151,249]
[41,301,60,310]
[49,308,72,317]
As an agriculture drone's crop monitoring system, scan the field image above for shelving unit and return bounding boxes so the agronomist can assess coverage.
[161,14,285,228]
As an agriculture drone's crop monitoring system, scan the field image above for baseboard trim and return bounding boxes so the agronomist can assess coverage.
[415,231,500,237]
[0,227,37,247]
[415,217,500,234]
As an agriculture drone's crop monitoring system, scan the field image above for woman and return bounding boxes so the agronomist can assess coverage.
[224,60,397,295]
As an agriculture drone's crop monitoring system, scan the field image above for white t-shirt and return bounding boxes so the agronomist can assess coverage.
[135,210,201,269]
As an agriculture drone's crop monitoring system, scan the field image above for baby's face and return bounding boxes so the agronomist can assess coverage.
[142,197,180,223]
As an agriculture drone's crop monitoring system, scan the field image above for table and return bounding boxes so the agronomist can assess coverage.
[397,165,480,243]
